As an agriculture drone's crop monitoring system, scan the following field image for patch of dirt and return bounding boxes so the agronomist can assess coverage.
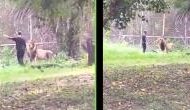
[103,64,190,110]
[0,73,94,110]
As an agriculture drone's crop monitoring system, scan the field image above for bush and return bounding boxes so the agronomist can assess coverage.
[53,52,69,64]
[0,47,16,66]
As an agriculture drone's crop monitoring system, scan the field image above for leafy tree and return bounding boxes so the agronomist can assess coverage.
[103,0,170,30]
[9,0,94,61]
[173,0,190,20]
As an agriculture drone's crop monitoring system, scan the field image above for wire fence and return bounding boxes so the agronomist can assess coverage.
[110,34,190,51]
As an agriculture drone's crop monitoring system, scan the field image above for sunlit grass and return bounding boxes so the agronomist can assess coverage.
[0,61,95,83]
[104,40,190,67]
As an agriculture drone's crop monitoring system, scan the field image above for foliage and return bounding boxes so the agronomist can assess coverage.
[103,0,170,30]
[9,0,93,60]
[173,0,190,20]
[54,52,69,63]
[0,47,16,66]
[105,30,111,39]
[10,0,84,18]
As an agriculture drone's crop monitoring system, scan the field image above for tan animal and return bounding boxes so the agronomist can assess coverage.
[26,40,53,62]
[166,43,174,51]
[26,40,37,62]
[35,49,53,61]
[155,37,174,53]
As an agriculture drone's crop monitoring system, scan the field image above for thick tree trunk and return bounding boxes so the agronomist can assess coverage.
[66,18,80,59]
[52,17,65,52]
[87,37,94,66]
[53,17,80,59]
[82,37,94,66]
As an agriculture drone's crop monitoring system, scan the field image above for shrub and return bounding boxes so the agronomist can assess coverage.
[0,47,16,66]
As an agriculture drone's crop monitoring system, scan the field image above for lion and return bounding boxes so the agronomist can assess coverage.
[26,40,53,62]
[35,49,53,61]
[26,40,37,62]
[155,37,174,53]
[166,42,174,51]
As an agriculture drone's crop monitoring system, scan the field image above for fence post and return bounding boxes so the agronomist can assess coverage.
[140,11,144,47]
[29,14,33,40]
[185,16,187,46]
[162,13,165,37]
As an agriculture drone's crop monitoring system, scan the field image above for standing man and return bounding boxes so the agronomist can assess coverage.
[6,31,26,65]
[142,30,147,53]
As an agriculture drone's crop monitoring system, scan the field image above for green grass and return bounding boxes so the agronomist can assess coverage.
[104,41,190,66]
[103,40,190,109]
[0,51,95,109]
[0,63,94,83]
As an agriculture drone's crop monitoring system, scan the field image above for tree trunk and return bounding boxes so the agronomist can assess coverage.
[86,37,94,66]
[54,16,80,59]
[52,17,65,52]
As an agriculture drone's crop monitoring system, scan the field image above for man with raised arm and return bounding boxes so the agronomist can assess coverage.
[5,31,26,65]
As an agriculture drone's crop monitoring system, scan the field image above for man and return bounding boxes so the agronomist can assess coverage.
[7,31,26,65]
[142,31,147,53]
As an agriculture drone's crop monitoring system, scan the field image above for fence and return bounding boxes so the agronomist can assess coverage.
[0,41,59,56]
[113,34,190,50]
[0,42,57,47]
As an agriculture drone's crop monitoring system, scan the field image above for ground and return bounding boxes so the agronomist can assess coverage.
[0,63,95,110]
[103,41,190,110]
[104,64,190,110]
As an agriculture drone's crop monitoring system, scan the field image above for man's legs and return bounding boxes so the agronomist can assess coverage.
[142,43,146,53]
[17,50,25,65]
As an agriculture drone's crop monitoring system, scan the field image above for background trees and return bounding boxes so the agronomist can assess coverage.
[103,0,169,30]
[0,0,95,65]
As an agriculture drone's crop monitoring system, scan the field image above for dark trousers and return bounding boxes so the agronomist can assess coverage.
[17,50,25,65]
[142,43,146,53]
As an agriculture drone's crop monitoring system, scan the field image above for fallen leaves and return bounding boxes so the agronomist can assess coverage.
[0,74,94,110]
[104,64,190,110]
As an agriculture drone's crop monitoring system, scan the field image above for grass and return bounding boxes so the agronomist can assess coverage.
[103,40,190,109]
[0,49,95,109]
[0,65,94,83]
[0,60,95,109]
[0,71,95,110]
[0,60,95,83]
[104,40,190,67]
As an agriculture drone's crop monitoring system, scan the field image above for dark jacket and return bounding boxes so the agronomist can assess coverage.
[9,37,26,50]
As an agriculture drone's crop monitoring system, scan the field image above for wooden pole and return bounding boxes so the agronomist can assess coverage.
[29,15,33,40]
[162,14,165,37]
[140,11,143,36]
[140,11,144,47]
[185,16,187,45]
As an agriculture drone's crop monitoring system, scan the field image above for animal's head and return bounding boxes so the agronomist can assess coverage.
[28,40,36,49]
[157,37,165,43]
